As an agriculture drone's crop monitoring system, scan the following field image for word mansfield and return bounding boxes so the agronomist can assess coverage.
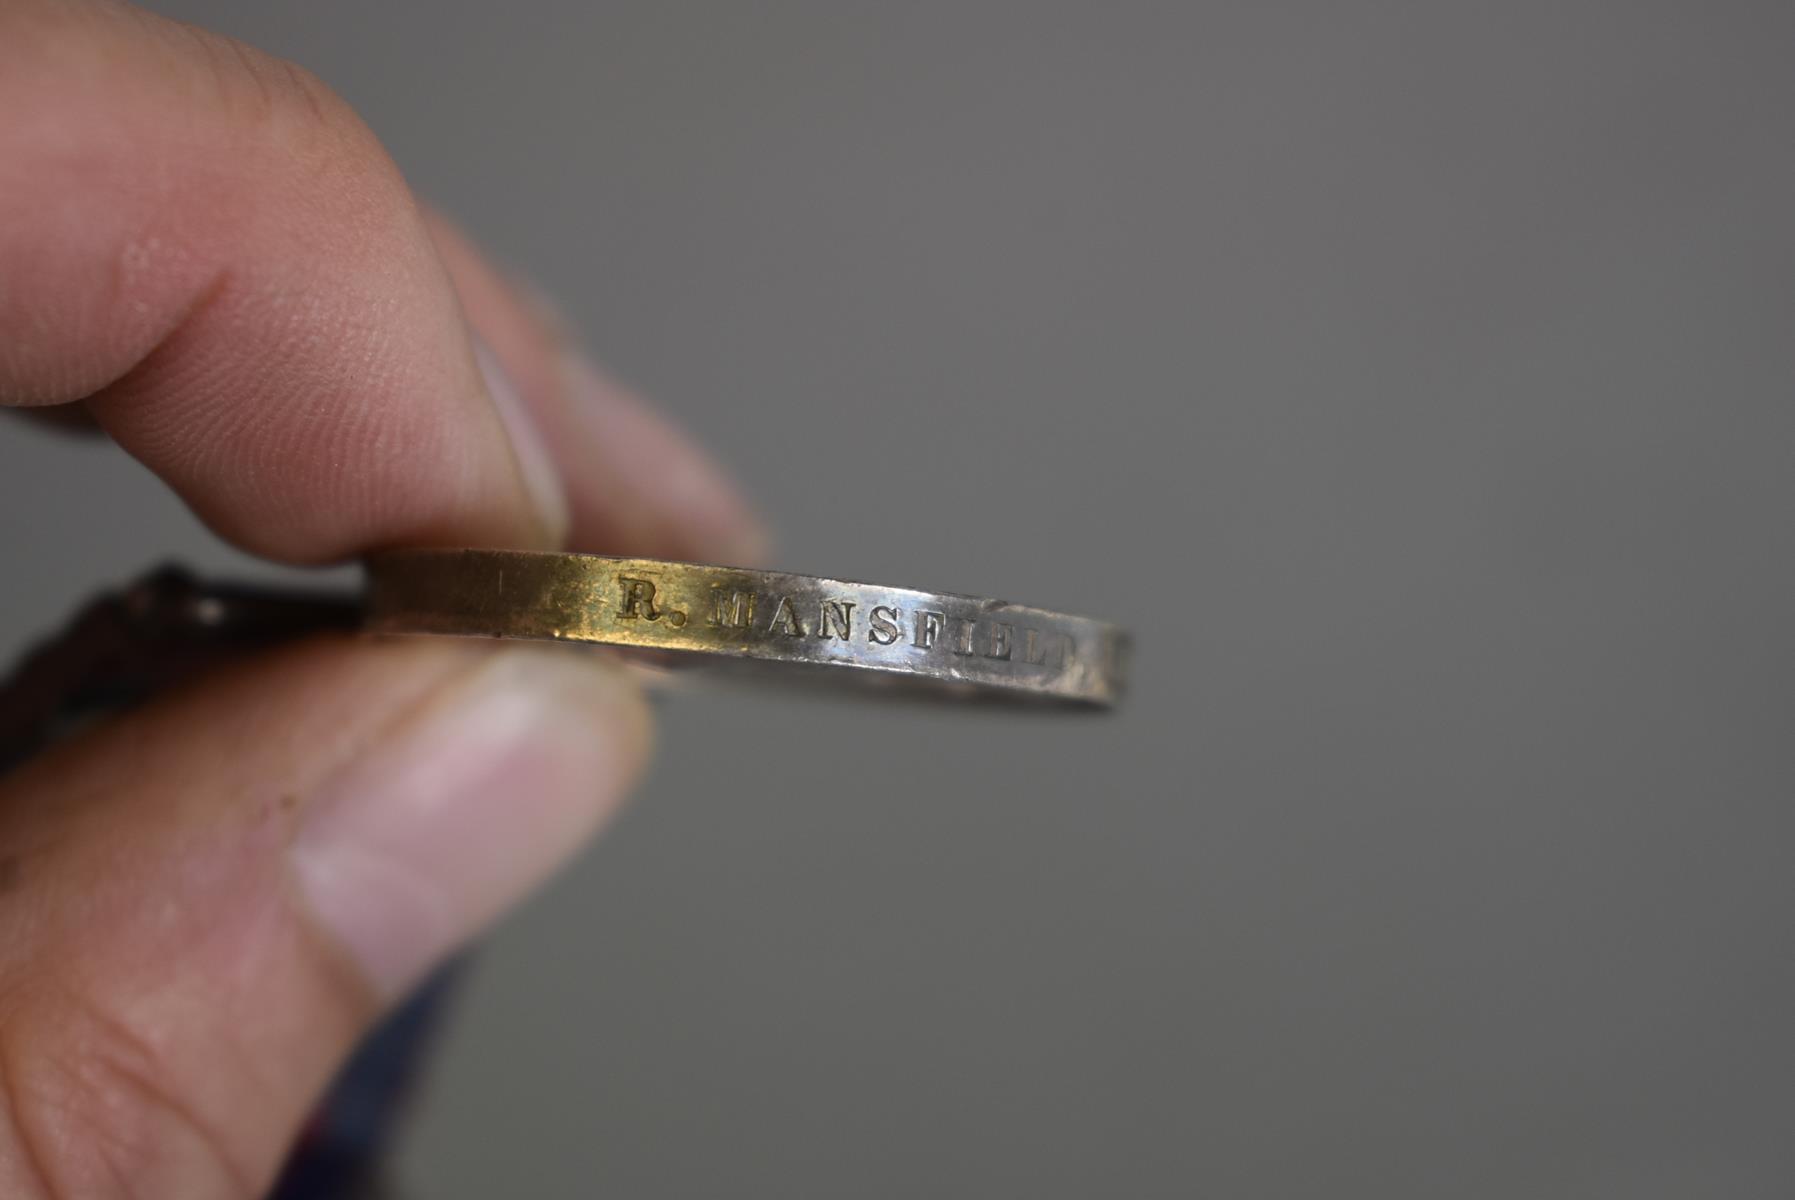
[615,577,1071,666]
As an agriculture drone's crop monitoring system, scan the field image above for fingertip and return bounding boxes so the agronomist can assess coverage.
[0,4,567,563]
[555,348,772,566]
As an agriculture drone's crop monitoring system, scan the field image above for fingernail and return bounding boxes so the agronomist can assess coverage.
[513,279,769,565]
[563,350,771,565]
[476,338,570,546]
[289,646,648,1000]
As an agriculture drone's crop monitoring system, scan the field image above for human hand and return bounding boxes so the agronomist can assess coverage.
[0,2,764,1194]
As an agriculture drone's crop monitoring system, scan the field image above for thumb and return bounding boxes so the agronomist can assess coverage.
[0,636,649,1198]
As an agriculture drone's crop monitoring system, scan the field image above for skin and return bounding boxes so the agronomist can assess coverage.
[0,1,766,1194]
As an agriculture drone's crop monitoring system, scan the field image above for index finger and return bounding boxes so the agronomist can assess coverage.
[0,0,561,561]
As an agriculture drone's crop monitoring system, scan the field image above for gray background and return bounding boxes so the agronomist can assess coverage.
[4,2,1792,1196]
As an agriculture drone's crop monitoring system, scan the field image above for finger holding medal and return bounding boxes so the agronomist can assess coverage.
[0,1,759,1194]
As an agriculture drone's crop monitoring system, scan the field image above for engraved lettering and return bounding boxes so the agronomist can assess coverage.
[950,615,977,657]
[617,577,664,621]
[985,621,1013,660]
[869,605,903,646]
[1024,627,1071,666]
[913,610,945,650]
[708,586,756,629]
[817,599,855,641]
[767,594,805,637]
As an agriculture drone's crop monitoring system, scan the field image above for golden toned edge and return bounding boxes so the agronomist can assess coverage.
[363,550,1128,707]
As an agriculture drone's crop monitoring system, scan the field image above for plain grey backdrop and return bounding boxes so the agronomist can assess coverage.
[3,2,1792,1196]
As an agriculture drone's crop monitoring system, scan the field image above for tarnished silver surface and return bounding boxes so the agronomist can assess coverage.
[365,550,1129,707]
